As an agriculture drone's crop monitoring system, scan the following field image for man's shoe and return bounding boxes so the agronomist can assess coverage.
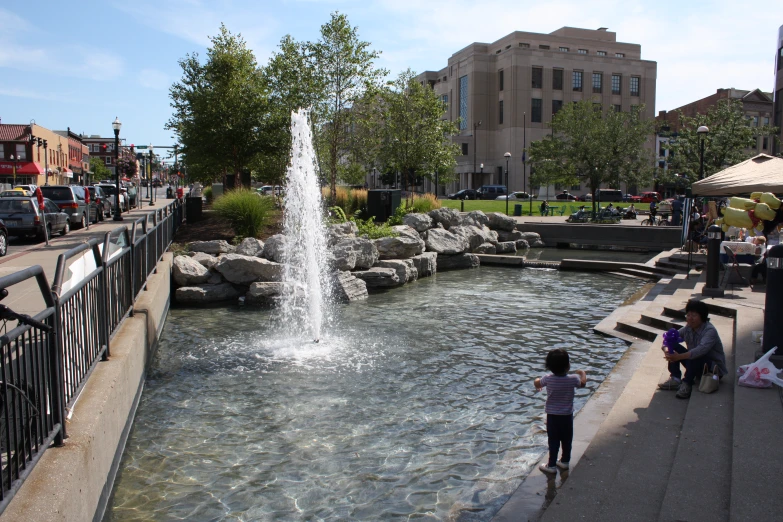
[675,382,692,399]
[658,377,682,390]
[556,461,570,470]
[539,463,557,474]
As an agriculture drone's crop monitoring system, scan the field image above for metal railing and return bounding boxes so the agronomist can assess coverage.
[0,198,183,514]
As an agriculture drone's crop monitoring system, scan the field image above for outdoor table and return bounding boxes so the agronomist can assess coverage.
[720,240,761,264]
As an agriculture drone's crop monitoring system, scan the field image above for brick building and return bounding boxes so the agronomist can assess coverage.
[0,123,74,187]
[54,128,91,184]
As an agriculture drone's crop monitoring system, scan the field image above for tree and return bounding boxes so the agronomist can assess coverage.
[529,135,573,200]
[89,157,112,180]
[531,101,655,211]
[311,12,387,203]
[377,69,460,203]
[663,99,778,185]
[167,24,270,184]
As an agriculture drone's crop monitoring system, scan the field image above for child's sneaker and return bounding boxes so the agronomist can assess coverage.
[556,461,569,470]
[538,463,557,474]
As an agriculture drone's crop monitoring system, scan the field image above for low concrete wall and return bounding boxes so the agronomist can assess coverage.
[516,222,682,250]
[0,253,173,522]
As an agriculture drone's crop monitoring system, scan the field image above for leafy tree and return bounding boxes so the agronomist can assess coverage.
[117,154,138,178]
[89,157,112,180]
[529,135,573,200]
[167,24,270,184]
[663,99,779,185]
[311,12,387,203]
[377,69,460,203]
[530,101,655,210]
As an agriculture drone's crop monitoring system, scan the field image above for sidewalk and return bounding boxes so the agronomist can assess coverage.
[0,201,171,317]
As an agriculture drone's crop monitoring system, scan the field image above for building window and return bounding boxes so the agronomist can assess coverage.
[459,75,468,130]
[552,100,563,116]
[613,104,622,112]
[578,49,588,54]
[592,72,602,93]
[597,51,607,56]
[572,71,583,92]
[499,70,504,91]
[611,74,621,95]
[615,53,625,58]
[105,157,112,165]
[552,69,563,90]
[559,47,569,52]
[763,137,769,149]
[764,116,770,126]
[531,98,542,123]
[0,144,4,158]
[519,42,530,48]
[462,143,469,155]
[499,100,504,124]
[443,76,447,82]
[630,76,640,96]
[532,67,543,89]
[14,144,26,160]
[539,45,550,50]
[752,116,759,127]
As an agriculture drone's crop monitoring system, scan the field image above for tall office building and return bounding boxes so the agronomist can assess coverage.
[416,27,657,196]
[774,24,783,155]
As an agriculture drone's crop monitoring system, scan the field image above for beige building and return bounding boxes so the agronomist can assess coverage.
[774,24,783,155]
[416,26,657,197]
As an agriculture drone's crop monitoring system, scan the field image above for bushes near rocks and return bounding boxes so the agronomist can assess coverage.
[213,188,274,239]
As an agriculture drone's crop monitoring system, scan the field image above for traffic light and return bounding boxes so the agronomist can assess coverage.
[101,144,107,152]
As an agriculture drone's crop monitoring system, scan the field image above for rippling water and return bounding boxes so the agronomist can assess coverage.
[107,263,645,521]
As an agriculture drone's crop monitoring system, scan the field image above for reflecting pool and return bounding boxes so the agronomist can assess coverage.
[107,264,645,521]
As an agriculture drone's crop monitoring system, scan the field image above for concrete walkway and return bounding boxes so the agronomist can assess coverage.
[493,252,781,521]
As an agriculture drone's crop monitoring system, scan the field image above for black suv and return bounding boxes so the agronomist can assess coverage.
[40,185,89,228]
[87,186,111,221]
[476,185,507,200]
[447,189,478,200]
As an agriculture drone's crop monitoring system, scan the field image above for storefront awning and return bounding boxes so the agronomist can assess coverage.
[0,161,45,175]
[63,169,74,178]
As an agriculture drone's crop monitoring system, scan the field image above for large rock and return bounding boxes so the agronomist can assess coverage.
[176,283,242,304]
[327,221,359,246]
[330,249,357,271]
[172,255,210,286]
[487,212,517,232]
[515,239,531,251]
[411,252,437,278]
[333,271,369,301]
[189,251,219,270]
[422,228,468,254]
[235,237,265,257]
[474,243,497,254]
[402,213,433,232]
[333,237,378,269]
[261,234,287,263]
[189,240,233,255]
[496,230,525,242]
[391,225,423,242]
[437,253,480,270]
[450,225,496,252]
[215,254,284,284]
[376,259,418,284]
[245,282,289,306]
[460,210,490,228]
[374,230,424,259]
[495,241,518,254]
[428,207,462,229]
[352,267,401,288]
[515,231,545,248]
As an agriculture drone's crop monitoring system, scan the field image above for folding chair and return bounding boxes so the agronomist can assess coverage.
[720,245,752,290]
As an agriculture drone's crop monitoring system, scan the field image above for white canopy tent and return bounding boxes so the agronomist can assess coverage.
[691,154,783,196]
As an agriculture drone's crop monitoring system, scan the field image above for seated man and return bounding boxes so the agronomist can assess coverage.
[567,205,586,222]
[540,200,549,216]
[659,300,728,399]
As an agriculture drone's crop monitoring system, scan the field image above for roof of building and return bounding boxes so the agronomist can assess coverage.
[0,124,32,141]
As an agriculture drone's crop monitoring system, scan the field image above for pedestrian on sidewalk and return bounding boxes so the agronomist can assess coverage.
[534,349,587,474]
[658,300,728,399]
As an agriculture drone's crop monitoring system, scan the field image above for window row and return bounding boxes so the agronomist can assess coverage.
[530,68,640,95]
[0,144,28,160]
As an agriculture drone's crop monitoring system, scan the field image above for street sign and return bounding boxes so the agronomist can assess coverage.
[135,145,148,149]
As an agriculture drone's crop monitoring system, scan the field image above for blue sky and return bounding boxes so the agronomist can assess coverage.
[1,0,780,157]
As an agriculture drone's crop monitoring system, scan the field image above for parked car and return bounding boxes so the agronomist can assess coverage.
[556,191,578,201]
[0,189,33,197]
[578,193,593,202]
[496,191,535,201]
[640,191,662,203]
[40,185,89,229]
[476,185,507,200]
[87,186,111,221]
[0,196,70,240]
[13,184,38,194]
[96,183,129,213]
[152,179,163,187]
[447,189,478,200]
[0,219,7,256]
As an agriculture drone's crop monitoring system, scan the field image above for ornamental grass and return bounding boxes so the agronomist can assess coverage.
[212,188,274,239]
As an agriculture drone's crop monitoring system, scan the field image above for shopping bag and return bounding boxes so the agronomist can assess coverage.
[698,363,720,394]
[737,347,783,388]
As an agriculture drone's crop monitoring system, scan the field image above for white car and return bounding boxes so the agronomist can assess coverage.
[496,191,535,201]
[95,183,129,212]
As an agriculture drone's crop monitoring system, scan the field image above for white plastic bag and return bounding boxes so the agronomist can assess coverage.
[737,347,783,388]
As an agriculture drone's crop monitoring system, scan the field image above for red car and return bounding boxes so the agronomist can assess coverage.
[640,191,661,203]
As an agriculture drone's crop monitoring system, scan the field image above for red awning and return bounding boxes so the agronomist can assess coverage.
[0,161,44,175]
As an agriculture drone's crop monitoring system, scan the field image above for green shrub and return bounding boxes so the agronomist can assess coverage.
[354,216,398,239]
[203,186,213,204]
[213,188,274,239]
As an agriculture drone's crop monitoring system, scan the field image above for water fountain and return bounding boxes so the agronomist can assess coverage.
[278,110,332,342]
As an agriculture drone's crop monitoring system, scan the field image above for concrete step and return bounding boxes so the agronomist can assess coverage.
[639,313,684,332]
[615,318,664,342]
[613,267,661,279]
[663,300,737,320]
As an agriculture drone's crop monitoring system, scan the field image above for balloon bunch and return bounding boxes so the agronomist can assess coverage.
[714,192,783,237]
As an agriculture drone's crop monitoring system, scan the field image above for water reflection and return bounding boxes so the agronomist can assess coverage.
[107,265,644,521]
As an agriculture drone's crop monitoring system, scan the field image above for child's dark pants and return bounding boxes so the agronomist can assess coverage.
[546,414,573,466]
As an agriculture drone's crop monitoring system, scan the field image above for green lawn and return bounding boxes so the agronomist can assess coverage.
[439,199,651,216]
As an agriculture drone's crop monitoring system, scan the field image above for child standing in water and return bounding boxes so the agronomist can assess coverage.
[534,348,587,474]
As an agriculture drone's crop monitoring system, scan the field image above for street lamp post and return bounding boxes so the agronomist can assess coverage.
[42,139,49,186]
[504,152,511,216]
[697,125,709,181]
[149,145,154,205]
[472,120,482,189]
[112,117,123,221]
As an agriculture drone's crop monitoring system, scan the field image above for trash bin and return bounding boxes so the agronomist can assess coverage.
[166,187,174,199]
[514,204,523,216]
[185,196,203,223]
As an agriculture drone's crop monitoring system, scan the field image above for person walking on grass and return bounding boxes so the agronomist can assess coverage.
[534,349,587,474]
[658,300,727,399]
